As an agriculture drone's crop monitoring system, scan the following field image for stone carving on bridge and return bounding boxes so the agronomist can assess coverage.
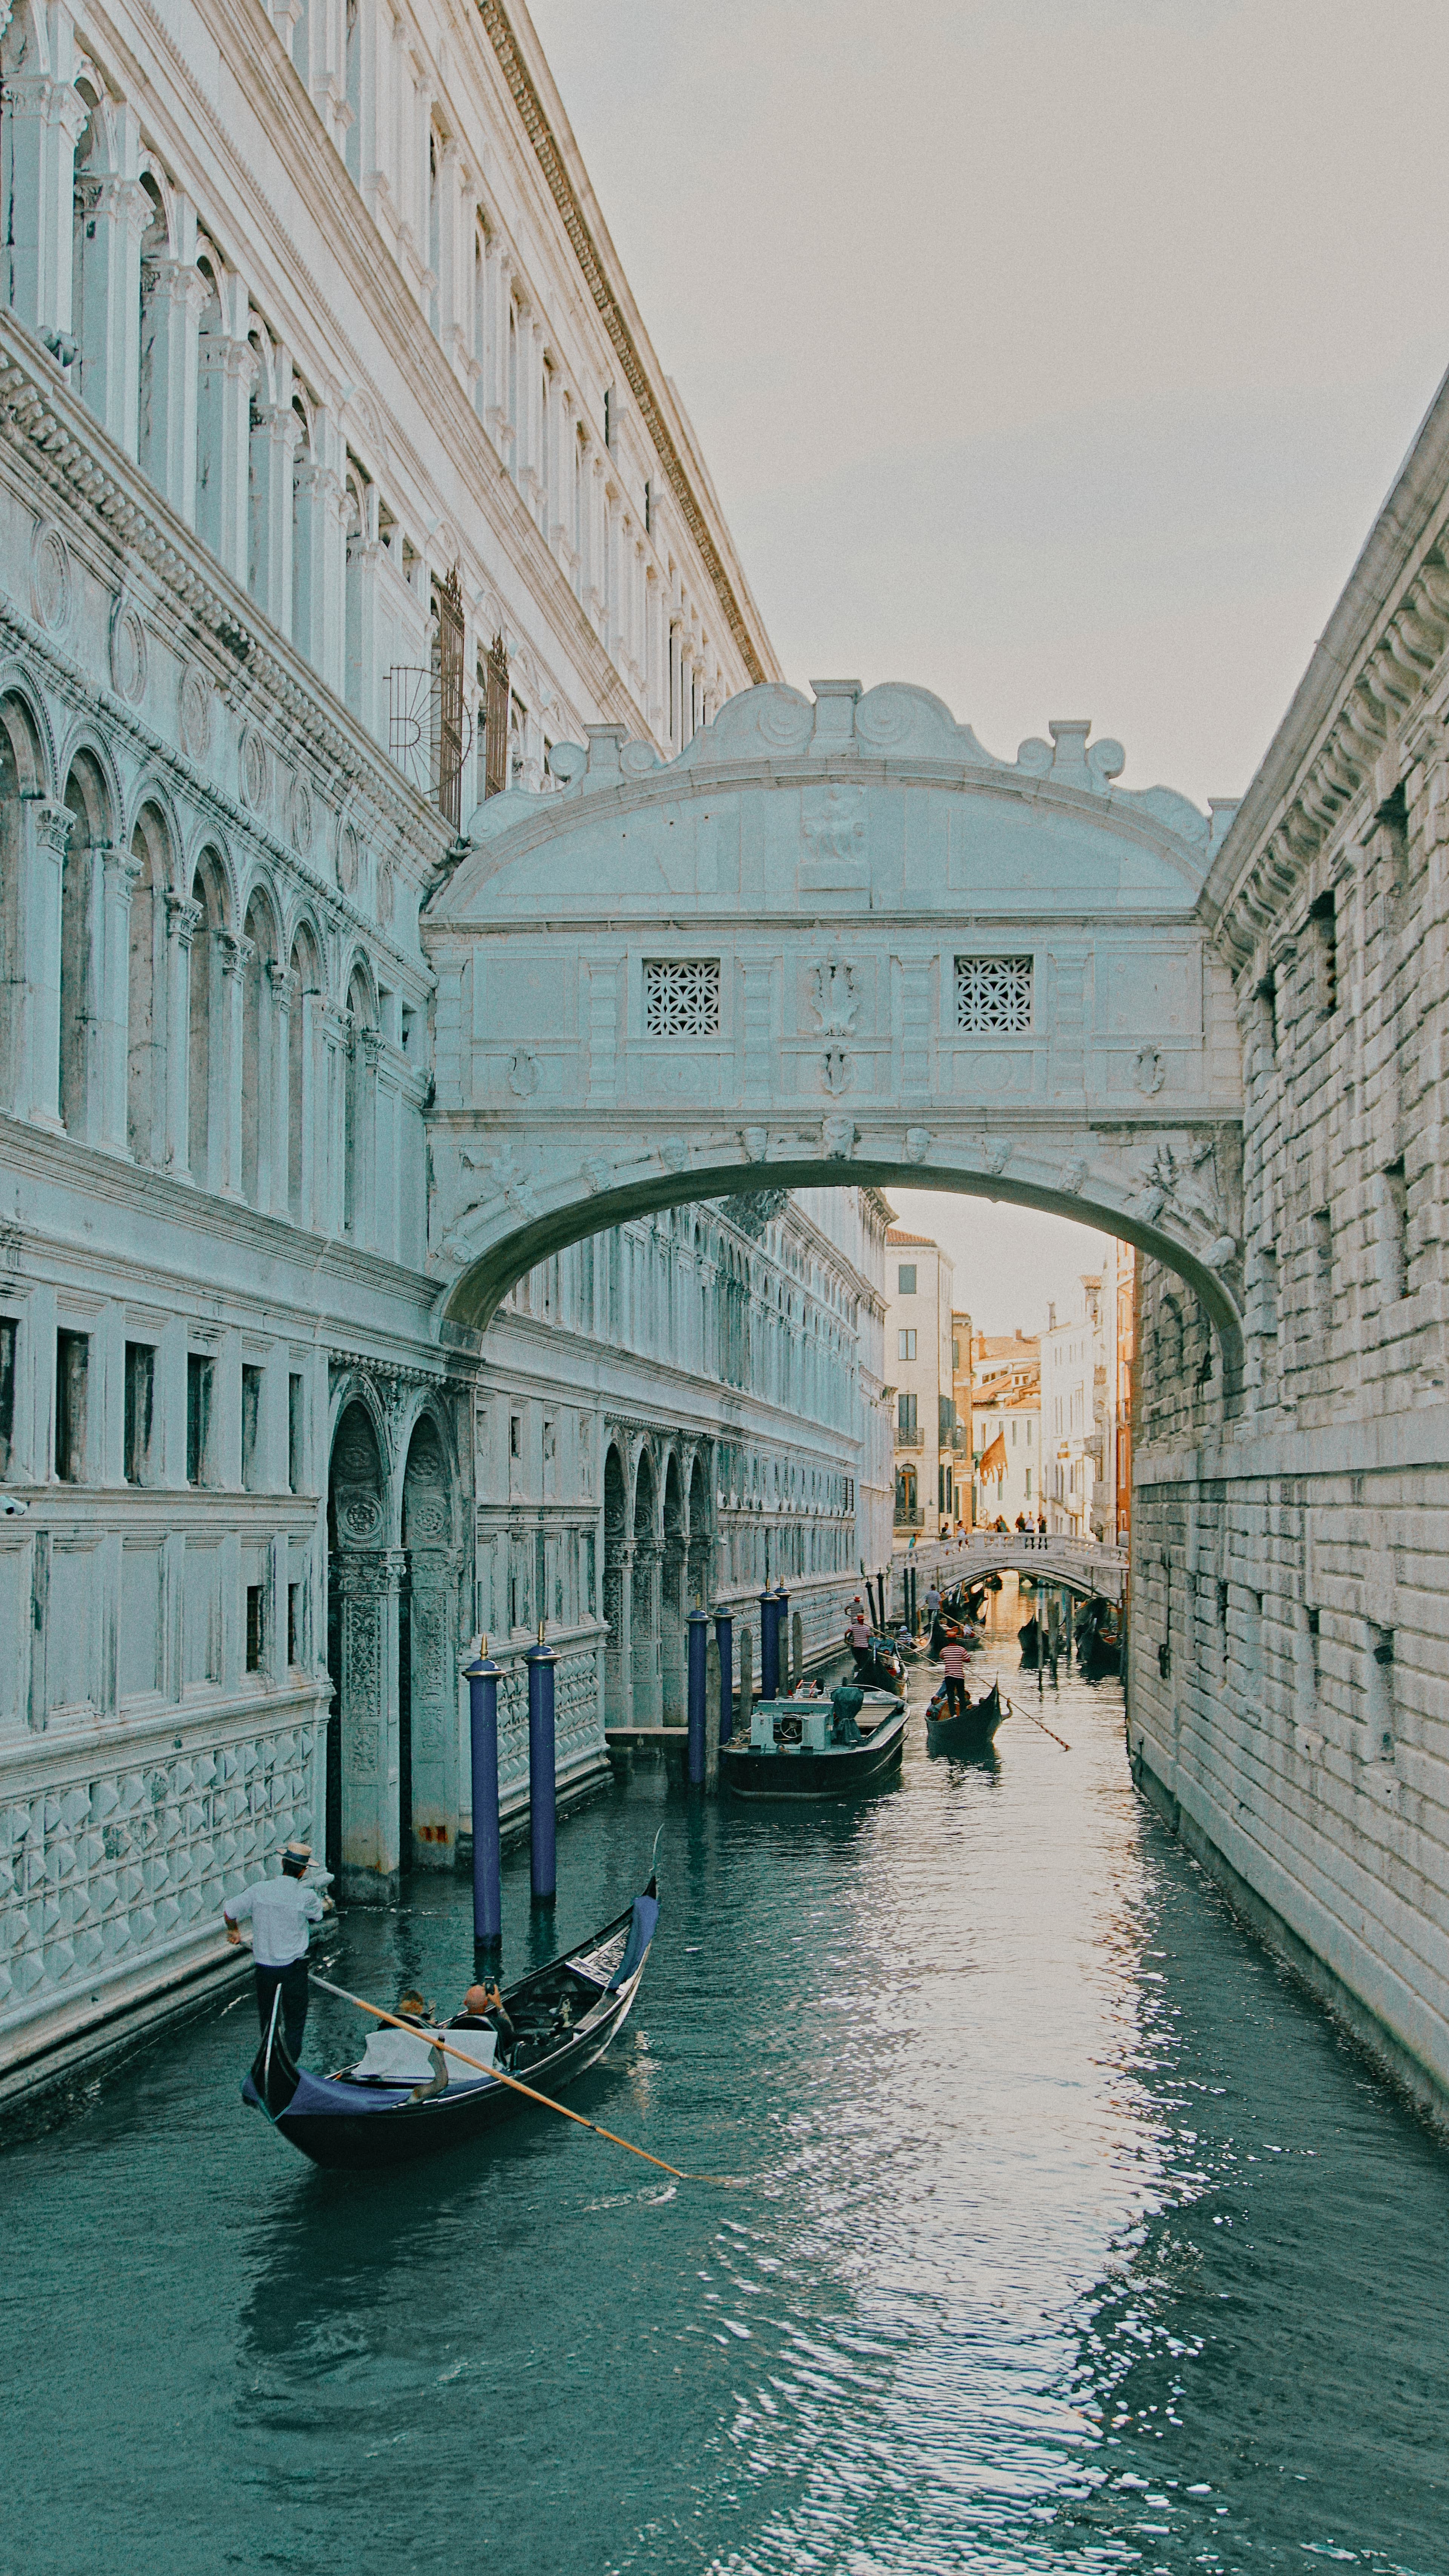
[800,785,868,890]
[1135,1137,1239,1273]
[1132,1045,1167,1096]
[658,1136,689,1173]
[582,1153,614,1194]
[978,1135,1013,1177]
[507,1050,540,1098]
[741,1127,769,1162]
[821,1116,857,1160]
[903,1128,932,1163]
[809,958,858,1036]
[821,1048,851,1095]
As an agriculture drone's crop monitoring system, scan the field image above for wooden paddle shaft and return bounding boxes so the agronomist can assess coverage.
[310,1972,687,2180]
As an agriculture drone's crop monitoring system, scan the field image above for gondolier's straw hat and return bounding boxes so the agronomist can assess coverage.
[281,1838,312,1868]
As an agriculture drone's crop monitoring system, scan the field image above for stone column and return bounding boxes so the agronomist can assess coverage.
[294,405,346,690]
[320,1003,350,1235]
[435,138,465,368]
[248,398,300,633]
[605,1539,632,1725]
[99,843,143,1155]
[3,72,87,340]
[661,1541,687,1723]
[162,892,200,1176]
[344,487,384,737]
[354,1024,381,1247]
[195,330,257,577]
[266,961,295,1219]
[74,167,148,454]
[68,828,106,1146]
[407,1544,463,1866]
[215,930,248,1197]
[140,254,206,524]
[483,241,512,455]
[294,982,321,1228]
[632,1541,662,1723]
[332,1548,406,1900]
[15,798,71,1133]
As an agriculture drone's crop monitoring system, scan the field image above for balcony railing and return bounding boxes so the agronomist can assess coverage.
[894,1506,925,1528]
[894,1429,924,1450]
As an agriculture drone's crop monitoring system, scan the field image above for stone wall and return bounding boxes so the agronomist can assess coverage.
[1129,363,1449,2128]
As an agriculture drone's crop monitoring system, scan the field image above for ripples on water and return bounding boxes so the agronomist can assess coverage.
[2,1584,1447,2576]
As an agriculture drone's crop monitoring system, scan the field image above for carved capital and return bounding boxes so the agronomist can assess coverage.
[164,892,204,948]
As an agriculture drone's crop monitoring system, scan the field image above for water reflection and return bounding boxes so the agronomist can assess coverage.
[1,1579,1446,2575]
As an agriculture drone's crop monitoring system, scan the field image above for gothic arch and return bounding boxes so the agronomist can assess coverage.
[121,771,184,886]
[0,673,56,799]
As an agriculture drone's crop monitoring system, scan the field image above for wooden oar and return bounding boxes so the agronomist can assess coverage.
[1009,1694,1071,1752]
[311,1971,691,2180]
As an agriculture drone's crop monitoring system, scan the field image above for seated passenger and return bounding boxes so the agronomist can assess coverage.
[450,1980,516,2063]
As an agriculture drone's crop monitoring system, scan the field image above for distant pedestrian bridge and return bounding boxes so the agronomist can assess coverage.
[423,679,1246,1370]
[940,1531,1128,1606]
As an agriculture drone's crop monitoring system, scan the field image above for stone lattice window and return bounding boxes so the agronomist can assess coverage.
[955,954,1033,1033]
[644,958,720,1036]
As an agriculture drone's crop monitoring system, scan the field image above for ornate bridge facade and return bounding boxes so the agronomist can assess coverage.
[425,679,1246,1363]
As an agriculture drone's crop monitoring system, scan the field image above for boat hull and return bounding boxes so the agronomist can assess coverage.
[262,1984,641,2172]
[721,1701,908,1799]
[243,1886,655,2172]
[925,1688,1007,1757]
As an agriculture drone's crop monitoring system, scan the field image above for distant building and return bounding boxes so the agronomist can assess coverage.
[885,1230,957,1542]
[971,1330,1041,1524]
[951,1310,974,1531]
[1042,1242,1131,1540]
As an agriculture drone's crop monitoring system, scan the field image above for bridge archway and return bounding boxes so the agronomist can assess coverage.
[423,679,1245,1377]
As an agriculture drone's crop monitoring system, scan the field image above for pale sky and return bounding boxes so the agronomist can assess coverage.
[529,0,1449,1323]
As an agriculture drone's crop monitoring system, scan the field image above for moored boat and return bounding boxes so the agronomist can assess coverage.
[242,1875,659,2171]
[721,1688,908,1799]
[925,1681,1008,1757]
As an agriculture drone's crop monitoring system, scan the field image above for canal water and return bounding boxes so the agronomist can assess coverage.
[3,1584,1447,2576]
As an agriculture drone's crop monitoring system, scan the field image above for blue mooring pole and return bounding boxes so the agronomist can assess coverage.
[525,1633,558,1905]
[686,1609,708,1787]
[758,1588,778,1698]
[715,1606,735,1745]
[775,1584,791,1688]
[465,1641,503,1948]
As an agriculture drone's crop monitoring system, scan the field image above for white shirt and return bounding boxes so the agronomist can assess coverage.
[225,1873,324,1966]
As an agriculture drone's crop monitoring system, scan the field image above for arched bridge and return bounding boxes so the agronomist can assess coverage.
[931,1532,1129,1606]
[423,679,1245,1362]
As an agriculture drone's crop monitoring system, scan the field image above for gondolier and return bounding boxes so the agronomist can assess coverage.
[223,1840,331,2056]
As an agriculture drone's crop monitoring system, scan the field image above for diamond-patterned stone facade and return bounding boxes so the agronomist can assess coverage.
[0,1724,321,2028]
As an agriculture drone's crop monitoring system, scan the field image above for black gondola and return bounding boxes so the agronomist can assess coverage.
[242,1875,659,2172]
[1018,1615,1040,1666]
[850,1634,907,1694]
[721,1689,908,1799]
[925,1681,1008,1756]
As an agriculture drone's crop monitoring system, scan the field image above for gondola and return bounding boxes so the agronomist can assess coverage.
[925,1680,1008,1757]
[242,1874,659,2172]
[721,1688,908,1799]
[850,1634,908,1694]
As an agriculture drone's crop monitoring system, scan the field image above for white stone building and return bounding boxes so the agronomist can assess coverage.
[970,1331,1041,1526]
[884,1226,957,1543]
[1040,1243,1128,1542]
[0,0,888,2108]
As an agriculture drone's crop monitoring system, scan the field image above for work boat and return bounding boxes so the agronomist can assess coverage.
[242,1874,658,2172]
[721,1687,908,1800]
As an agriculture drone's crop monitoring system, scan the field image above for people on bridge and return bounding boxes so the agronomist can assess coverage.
[222,1839,332,2056]
[924,1583,941,1624]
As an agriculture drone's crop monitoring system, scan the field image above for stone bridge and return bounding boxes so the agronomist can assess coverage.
[925,1531,1129,1606]
[423,678,1245,1365]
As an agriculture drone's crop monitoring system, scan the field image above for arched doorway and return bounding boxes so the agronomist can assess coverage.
[326,1397,400,1902]
[401,1410,461,1868]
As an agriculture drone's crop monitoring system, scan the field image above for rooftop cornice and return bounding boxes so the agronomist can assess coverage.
[1204,354,1449,972]
[476,1,778,690]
